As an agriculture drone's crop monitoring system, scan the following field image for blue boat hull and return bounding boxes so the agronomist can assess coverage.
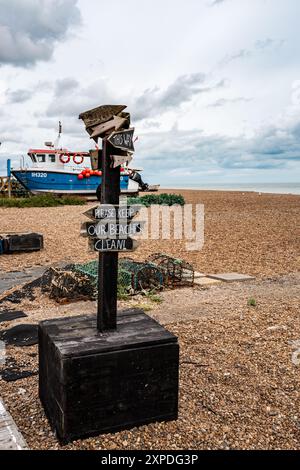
[12,170,131,195]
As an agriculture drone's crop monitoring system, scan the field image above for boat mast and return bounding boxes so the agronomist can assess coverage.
[54,121,62,150]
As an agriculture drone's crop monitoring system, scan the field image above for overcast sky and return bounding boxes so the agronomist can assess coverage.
[0,0,300,186]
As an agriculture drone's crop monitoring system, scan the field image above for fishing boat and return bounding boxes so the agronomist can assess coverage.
[9,123,159,196]
[11,147,139,196]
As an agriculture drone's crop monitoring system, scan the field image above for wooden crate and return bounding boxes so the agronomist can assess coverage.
[3,233,43,253]
[39,309,179,443]
[0,237,4,255]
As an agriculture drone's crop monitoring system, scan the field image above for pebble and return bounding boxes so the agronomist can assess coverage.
[0,192,299,450]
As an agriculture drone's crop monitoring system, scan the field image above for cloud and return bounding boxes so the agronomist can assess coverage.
[45,73,226,122]
[136,116,300,181]
[37,118,59,129]
[207,97,252,108]
[137,81,300,178]
[46,78,113,117]
[0,115,32,146]
[38,117,86,139]
[133,74,225,121]
[54,78,79,97]
[4,80,53,104]
[221,48,252,66]
[255,38,285,51]
[0,0,81,67]
[142,120,162,129]
[221,38,285,66]
[5,88,33,104]
[209,0,227,6]
[0,129,23,145]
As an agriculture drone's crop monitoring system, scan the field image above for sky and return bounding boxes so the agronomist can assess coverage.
[0,0,300,186]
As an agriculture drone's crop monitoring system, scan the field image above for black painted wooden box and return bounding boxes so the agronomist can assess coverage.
[39,309,179,443]
[4,233,43,253]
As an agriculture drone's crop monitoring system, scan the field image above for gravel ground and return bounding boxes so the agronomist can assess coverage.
[0,190,299,277]
[0,190,299,449]
[0,274,300,450]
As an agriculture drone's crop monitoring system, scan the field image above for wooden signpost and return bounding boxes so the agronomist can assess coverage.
[79,104,127,133]
[91,237,139,252]
[83,204,141,221]
[90,115,127,141]
[108,128,135,153]
[39,104,179,444]
[97,137,122,331]
[83,220,145,239]
[111,154,133,168]
[88,125,139,331]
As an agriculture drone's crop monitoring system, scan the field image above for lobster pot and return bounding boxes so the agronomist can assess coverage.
[119,259,164,293]
[46,268,96,302]
[147,253,194,287]
[73,259,165,296]
[73,260,137,296]
[0,177,28,197]
[73,260,98,283]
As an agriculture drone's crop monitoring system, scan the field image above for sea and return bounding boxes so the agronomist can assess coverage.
[163,183,300,195]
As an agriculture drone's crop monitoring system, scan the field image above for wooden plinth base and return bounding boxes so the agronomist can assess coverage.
[39,309,179,443]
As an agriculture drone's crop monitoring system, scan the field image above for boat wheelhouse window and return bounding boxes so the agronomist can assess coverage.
[37,154,46,163]
[48,154,56,163]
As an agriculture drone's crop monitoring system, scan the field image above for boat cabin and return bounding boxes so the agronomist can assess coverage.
[27,149,91,169]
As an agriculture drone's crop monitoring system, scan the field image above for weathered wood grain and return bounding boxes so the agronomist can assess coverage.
[97,140,121,331]
[39,310,179,443]
[90,115,126,140]
[79,105,127,129]
[3,233,43,254]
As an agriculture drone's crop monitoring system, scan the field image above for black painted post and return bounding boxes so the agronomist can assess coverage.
[97,138,120,332]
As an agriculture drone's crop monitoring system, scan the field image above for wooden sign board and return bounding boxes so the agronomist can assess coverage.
[83,205,141,221]
[82,221,145,239]
[111,154,133,168]
[79,105,127,130]
[90,116,127,141]
[90,237,139,252]
[89,149,101,170]
[108,128,135,153]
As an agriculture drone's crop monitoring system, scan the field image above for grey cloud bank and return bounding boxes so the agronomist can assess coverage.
[45,74,226,121]
[133,75,225,121]
[5,88,33,104]
[0,0,299,186]
[0,0,81,67]
[137,111,300,181]
[207,97,252,108]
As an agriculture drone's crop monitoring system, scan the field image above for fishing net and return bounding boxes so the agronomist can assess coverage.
[147,253,194,287]
[45,267,96,302]
[0,177,29,197]
[43,253,193,303]
[73,259,164,295]
[119,258,164,293]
